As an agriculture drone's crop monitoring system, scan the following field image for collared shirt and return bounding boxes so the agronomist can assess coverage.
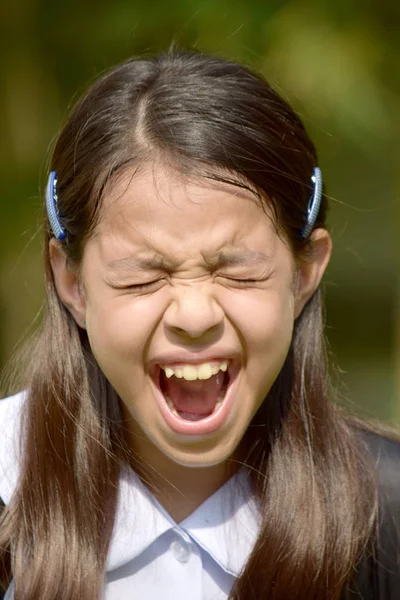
[0,393,260,599]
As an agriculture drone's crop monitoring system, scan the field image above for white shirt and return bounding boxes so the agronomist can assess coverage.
[0,393,261,599]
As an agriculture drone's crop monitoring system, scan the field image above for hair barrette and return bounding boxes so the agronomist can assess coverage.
[46,170,66,241]
[300,166,323,239]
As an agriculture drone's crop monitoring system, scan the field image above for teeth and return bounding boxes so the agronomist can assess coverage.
[161,360,229,381]
[214,397,223,410]
[165,396,179,416]
[198,363,212,379]
[182,365,198,381]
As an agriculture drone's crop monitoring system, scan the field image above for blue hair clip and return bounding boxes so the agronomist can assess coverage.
[46,171,66,241]
[300,167,323,239]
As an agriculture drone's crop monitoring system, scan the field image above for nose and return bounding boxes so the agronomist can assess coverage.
[163,283,224,341]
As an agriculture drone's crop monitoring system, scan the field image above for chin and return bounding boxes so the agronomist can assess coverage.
[157,434,241,469]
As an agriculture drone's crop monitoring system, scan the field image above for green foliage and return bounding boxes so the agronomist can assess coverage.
[0,0,399,419]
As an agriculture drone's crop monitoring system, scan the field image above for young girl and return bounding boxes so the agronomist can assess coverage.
[0,49,399,600]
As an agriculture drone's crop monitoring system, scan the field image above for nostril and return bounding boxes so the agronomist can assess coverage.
[168,324,222,341]
[163,298,224,341]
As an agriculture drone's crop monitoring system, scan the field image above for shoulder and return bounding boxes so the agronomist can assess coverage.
[357,428,400,546]
[359,428,400,508]
[360,426,400,463]
[0,392,26,505]
[349,428,400,599]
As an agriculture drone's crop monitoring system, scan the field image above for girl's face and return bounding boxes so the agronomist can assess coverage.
[52,164,330,469]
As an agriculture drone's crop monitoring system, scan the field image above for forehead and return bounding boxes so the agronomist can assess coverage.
[90,163,284,264]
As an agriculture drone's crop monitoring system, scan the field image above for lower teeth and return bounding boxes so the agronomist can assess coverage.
[165,396,223,419]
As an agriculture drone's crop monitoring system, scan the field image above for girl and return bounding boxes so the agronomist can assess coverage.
[0,49,399,600]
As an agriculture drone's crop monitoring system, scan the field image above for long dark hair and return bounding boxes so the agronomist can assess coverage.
[0,49,377,599]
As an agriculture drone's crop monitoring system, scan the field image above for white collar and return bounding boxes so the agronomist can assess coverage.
[0,392,260,577]
[108,466,260,576]
[0,392,25,505]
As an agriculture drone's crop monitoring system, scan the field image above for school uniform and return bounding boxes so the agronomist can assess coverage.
[0,392,259,600]
[1,392,400,599]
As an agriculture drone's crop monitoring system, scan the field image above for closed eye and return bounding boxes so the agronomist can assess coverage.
[219,276,265,287]
[115,279,166,292]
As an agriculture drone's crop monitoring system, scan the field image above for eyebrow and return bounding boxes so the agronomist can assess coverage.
[107,248,271,272]
[107,254,174,271]
[205,249,271,268]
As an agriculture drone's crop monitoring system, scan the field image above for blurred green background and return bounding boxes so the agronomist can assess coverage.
[1,0,399,422]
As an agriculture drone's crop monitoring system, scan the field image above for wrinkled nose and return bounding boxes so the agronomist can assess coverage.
[163,284,224,341]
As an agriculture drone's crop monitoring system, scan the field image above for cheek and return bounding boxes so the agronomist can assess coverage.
[221,287,295,354]
[85,293,165,372]
[225,290,295,418]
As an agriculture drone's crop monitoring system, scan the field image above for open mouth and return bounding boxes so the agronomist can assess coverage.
[160,364,230,421]
[151,359,239,435]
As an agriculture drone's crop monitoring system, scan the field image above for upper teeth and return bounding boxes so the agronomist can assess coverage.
[161,361,229,381]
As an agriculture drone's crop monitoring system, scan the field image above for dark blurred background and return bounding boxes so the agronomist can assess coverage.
[1,0,399,422]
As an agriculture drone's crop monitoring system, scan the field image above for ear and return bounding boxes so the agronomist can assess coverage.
[49,239,86,328]
[294,228,332,318]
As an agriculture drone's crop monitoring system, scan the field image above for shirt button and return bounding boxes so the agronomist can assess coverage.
[170,537,191,563]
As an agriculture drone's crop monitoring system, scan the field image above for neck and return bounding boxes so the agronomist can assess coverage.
[128,436,238,523]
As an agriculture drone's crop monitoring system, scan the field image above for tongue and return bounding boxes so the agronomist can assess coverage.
[162,372,225,416]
